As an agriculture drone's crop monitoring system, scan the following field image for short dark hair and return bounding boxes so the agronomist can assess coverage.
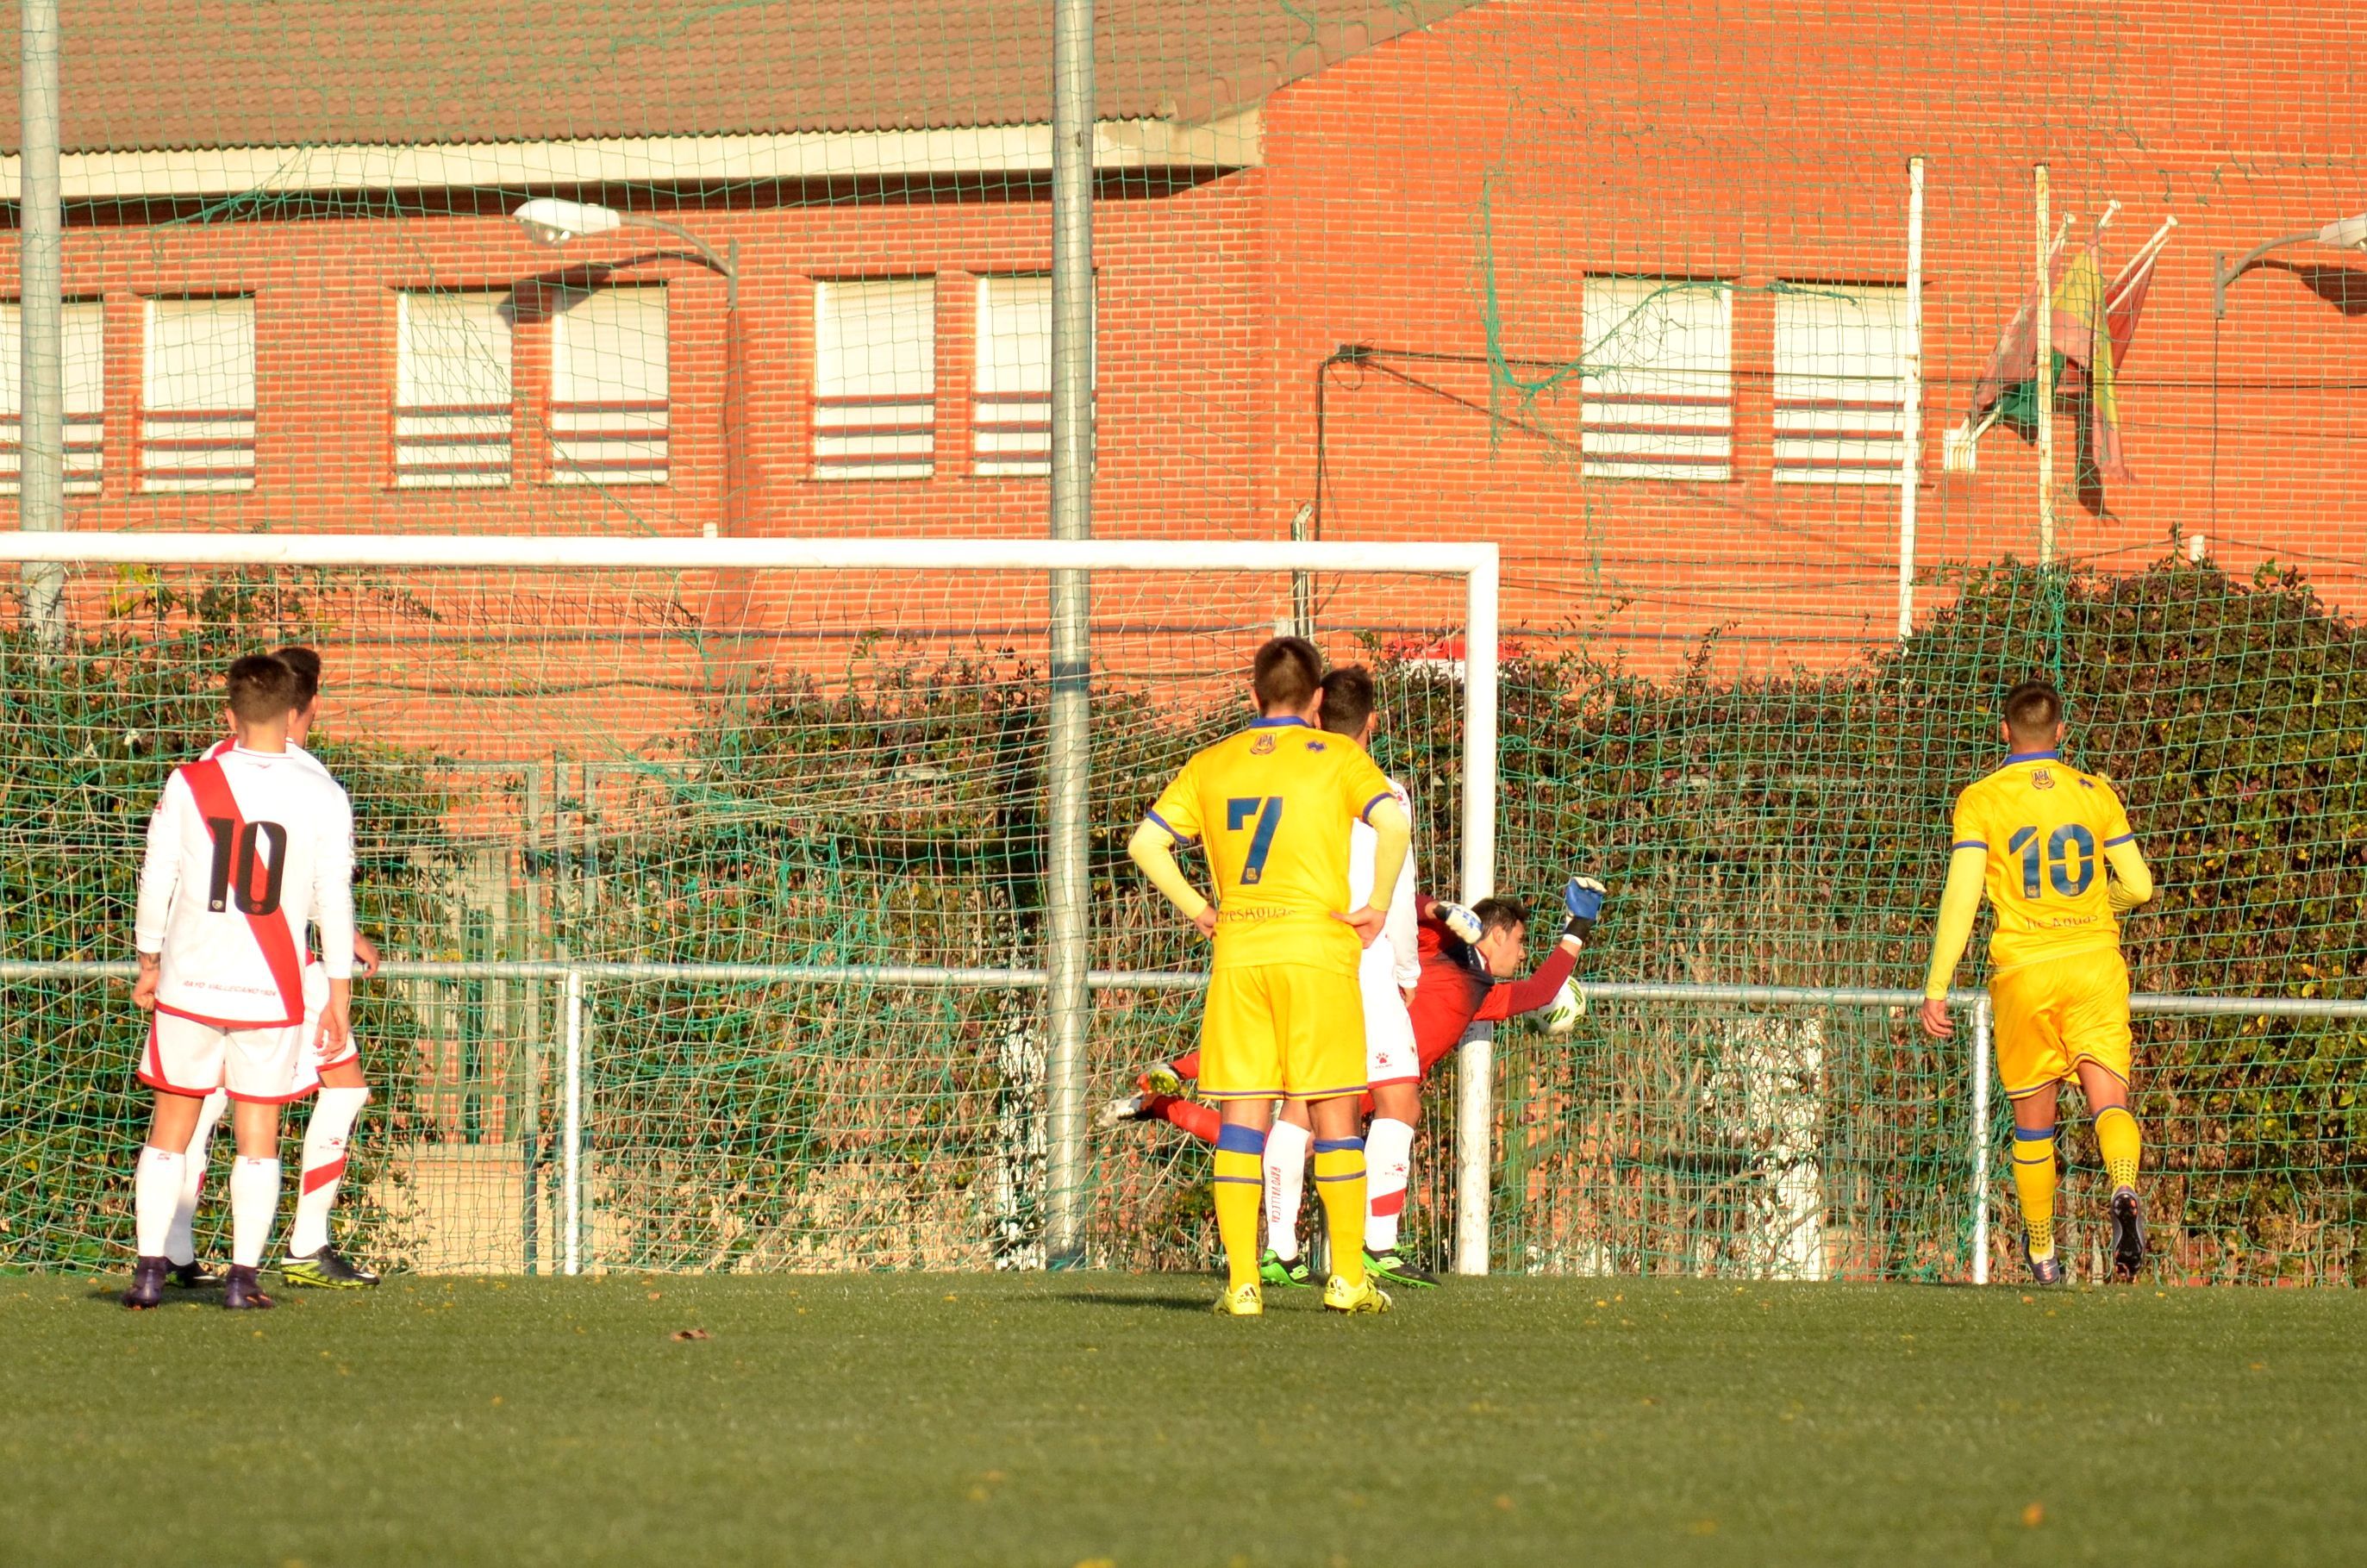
[1318,665,1377,738]
[1469,895,1530,939]
[2003,678,2063,742]
[1252,635,1323,713]
[226,653,301,724]
[272,645,323,708]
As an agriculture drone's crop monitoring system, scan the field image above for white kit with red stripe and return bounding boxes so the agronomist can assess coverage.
[134,744,355,1097]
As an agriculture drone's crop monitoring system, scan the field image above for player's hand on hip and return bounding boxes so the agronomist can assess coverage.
[1191,905,1218,938]
[1920,997,1954,1040]
[1433,900,1484,944]
[1563,876,1607,942]
[1333,905,1389,947]
[353,932,382,978]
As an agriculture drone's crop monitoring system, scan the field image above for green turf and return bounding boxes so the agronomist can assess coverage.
[3,1271,2364,1566]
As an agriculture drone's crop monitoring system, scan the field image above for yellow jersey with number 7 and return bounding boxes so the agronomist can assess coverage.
[1949,749,2137,975]
[1145,716,1397,976]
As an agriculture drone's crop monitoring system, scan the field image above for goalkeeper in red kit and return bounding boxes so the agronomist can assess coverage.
[1107,877,1605,1287]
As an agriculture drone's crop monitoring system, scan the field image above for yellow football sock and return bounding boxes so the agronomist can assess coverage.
[2010,1125,2058,1257]
[1213,1125,1266,1290]
[2095,1106,2142,1193]
[1313,1139,1367,1289]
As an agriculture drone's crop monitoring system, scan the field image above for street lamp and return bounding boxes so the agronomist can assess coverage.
[2212,211,2367,317]
[511,197,745,535]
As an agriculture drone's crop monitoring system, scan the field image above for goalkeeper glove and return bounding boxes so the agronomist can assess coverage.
[1561,876,1606,944]
[1433,901,1484,945]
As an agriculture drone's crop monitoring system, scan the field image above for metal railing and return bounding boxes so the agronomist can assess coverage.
[11,959,2365,1281]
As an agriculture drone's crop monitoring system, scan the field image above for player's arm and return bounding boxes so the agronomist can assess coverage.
[130,775,189,1011]
[2099,784,2154,912]
[2104,838,2153,911]
[1127,815,1215,936]
[313,790,359,1052]
[1386,830,1421,991]
[1919,844,1987,1040]
[1335,796,1410,947]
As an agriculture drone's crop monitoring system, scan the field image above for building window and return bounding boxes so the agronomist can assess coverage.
[0,299,105,494]
[1773,285,1909,485]
[551,284,668,485]
[974,275,1050,476]
[1580,278,1732,481]
[396,290,513,487]
[814,278,935,479]
[142,297,255,493]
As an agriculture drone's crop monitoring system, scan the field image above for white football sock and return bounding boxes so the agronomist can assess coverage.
[1365,1116,1417,1253]
[228,1157,280,1269]
[1262,1117,1311,1261]
[166,1090,228,1265]
[289,1086,369,1258]
[134,1146,186,1259]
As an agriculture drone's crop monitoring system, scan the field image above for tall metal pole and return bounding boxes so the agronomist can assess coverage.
[2033,163,2055,567]
[18,0,65,646]
[1043,0,1095,1266]
[1896,156,1925,640]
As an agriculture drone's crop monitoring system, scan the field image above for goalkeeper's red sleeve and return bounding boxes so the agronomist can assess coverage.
[1144,1093,1220,1146]
[1170,1048,1202,1080]
[1475,939,1579,1022]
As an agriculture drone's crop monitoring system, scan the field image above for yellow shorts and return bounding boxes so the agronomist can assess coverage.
[1197,962,1367,1101]
[1990,948,2133,1101]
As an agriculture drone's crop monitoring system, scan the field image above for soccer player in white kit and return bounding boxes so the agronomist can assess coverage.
[124,654,357,1310]
[164,646,383,1289]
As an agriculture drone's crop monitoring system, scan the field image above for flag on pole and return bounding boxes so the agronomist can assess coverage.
[1947,214,2171,482]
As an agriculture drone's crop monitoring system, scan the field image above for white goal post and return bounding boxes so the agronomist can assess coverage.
[1,530,1504,1275]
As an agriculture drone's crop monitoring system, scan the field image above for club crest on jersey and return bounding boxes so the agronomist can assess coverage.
[1250,734,1277,755]
[2031,769,2054,790]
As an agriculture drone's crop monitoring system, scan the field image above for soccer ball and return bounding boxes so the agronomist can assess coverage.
[1541,980,1583,1036]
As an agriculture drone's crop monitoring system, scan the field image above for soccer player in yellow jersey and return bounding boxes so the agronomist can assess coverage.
[1920,678,2157,1284]
[1128,636,1413,1317]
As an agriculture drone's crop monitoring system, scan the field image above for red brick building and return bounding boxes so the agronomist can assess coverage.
[2,0,2361,684]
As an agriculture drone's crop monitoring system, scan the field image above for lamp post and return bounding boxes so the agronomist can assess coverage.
[511,198,745,534]
[2213,212,2367,318]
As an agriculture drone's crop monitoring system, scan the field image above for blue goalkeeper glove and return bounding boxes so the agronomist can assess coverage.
[1561,876,1606,944]
[1433,900,1484,945]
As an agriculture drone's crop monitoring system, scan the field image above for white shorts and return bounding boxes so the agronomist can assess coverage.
[1362,962,1419,1088]
[141,1010,306,1103]
[289,964,362,1096]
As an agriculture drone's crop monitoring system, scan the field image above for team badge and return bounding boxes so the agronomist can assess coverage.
[1250,734,1276,755]
[2031,769,2054,790]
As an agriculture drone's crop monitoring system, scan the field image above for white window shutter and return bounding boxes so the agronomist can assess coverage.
[0,299,106,495]
[1774,286,1908,485]
[814,278,935,479]
[1581,278,1733,481]
[397,290,514,487]
[973,274,1085,478]
[141,297,255,492]
[552,285,669,485]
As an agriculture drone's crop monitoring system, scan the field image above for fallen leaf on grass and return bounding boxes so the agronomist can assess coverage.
[670,1328,711,1341]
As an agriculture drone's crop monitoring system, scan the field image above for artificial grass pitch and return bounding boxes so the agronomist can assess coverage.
[3,1272,2364,1565]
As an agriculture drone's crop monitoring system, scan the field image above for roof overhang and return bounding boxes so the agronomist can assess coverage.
[0,111,1261,203]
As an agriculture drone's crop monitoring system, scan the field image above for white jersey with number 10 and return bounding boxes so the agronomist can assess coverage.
[135,745,357,1028]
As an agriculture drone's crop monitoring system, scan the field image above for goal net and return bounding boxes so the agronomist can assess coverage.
[0,534,1502,1276]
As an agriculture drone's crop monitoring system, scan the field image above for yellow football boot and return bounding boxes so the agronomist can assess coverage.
[1322,1274,1391,1315]
[1213,1280,1264,1317]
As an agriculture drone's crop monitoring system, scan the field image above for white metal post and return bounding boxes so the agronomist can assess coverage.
[17,0,65,646]
[1453,553,1502,1277]
[2034,163,2055,567]
[563,967,584,1277]
[1897,156,1926,640]
[1971,992,1993,1285]
[1043,0,1096,1268]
